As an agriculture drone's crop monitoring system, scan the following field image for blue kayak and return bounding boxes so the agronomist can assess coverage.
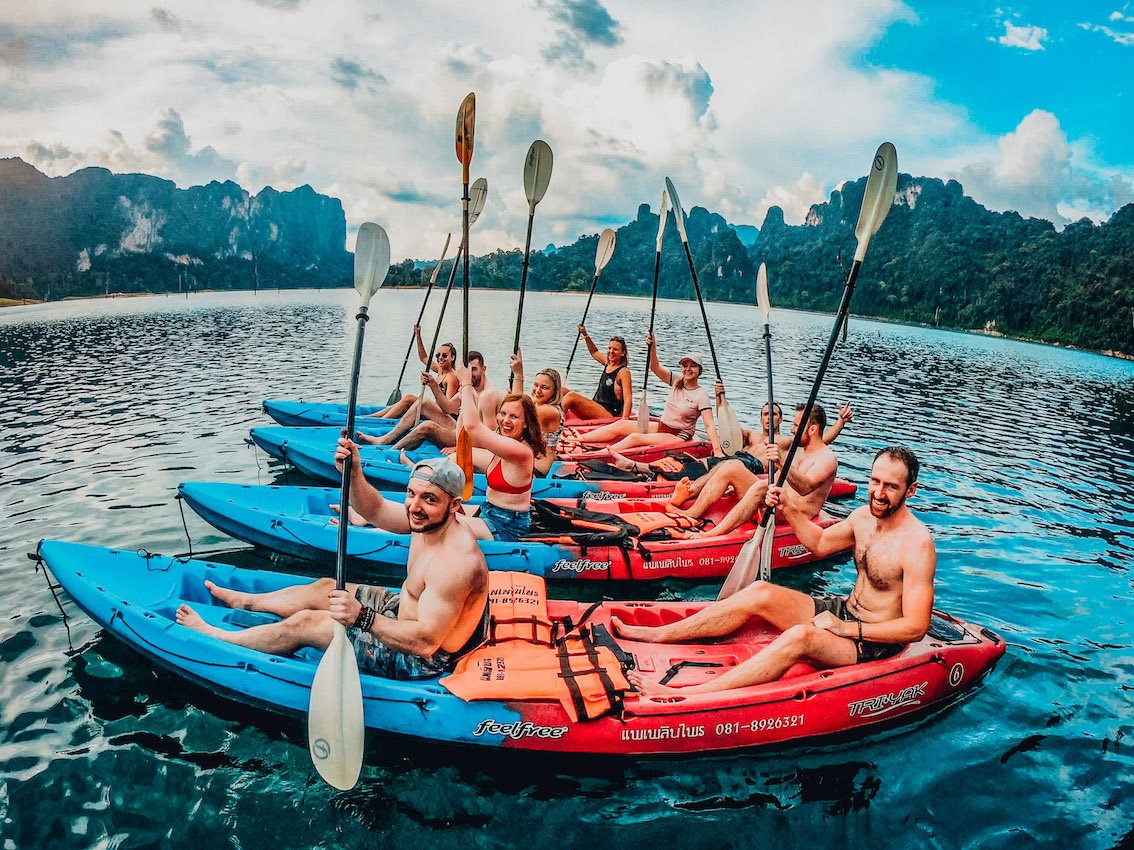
[36,539,1006,756]
[254,427,608,499]
[250,425,399,460]
[263,399,392,427]
[177,481,570,577]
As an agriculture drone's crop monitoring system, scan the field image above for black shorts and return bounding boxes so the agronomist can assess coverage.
[811,595,905,663]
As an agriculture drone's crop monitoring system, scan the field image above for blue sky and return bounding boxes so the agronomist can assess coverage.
[0,1,1131,259]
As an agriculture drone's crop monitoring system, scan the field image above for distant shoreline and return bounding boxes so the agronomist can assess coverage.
[3,286,1131,362]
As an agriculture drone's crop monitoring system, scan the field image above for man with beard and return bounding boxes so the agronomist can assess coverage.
[667,403,839,539]
[613,447,934,695]
[176,453,490,680]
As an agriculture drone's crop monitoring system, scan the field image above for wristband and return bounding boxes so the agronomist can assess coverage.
[354,605,376,632]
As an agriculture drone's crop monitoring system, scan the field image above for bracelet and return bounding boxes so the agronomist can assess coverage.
[354,605,376,632]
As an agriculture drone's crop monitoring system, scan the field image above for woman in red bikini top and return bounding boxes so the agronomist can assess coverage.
[456,365,547,542]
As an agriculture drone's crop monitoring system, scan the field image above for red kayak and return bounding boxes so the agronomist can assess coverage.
[525,495,851,581]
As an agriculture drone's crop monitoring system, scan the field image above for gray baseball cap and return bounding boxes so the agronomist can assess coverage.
[409,458,466,498]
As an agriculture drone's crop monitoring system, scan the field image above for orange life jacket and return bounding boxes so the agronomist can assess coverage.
[441,571,630,722]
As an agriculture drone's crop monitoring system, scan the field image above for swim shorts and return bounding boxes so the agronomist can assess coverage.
[811,595,905,663]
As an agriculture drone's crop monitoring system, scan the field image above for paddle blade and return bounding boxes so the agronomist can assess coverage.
[717,524,767,600]
[655,189,669,252]
[455,92,476,172]
[308,623,365,790]
[523,140,554,209]
[428,233,453,285]
[853,142,898,261]
[664,177,688,243]
[456,426,475,500]
[354,223,391,304]
[469,177,489,224]
[758,523,775,583]
[386,386,402,405]
[716,396,742,457]
[636,390,650,434]
[595,228,616,273]
[756,263,771,322]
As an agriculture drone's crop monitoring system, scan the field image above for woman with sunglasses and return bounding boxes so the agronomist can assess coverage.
[558,331,723,457]
[560,326,633,421]
[366,328,460,421]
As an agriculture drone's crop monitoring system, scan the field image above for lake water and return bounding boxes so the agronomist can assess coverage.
[1,288,1132,849]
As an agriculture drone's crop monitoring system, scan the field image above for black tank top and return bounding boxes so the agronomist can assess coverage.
[592,364,627,416]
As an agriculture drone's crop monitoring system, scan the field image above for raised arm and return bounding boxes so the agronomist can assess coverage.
[772,489,856,556]
[510,351,525,395]
[823,402,853,444]
[414,324,428,367]
[422,371,461,414]
[334,435,411,533]
[457,367,531,463]
[645,332,672,385]
[579,324,608,366]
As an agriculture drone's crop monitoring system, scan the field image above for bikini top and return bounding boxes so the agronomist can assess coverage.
[486,456,532,496]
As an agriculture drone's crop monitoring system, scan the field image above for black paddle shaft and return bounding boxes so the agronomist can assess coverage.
[415,245,464,425]
[510,211,537,389]
[393,274,440,391]
[680,240,723,382]
[461,180,470,366]
[763,260,864,529]
[336,306,370,590]
[642,249,662,394]
[565,271,601,377]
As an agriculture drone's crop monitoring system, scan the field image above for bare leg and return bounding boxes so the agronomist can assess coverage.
[562,390,619,422]
[177,606,337,655]
[372,395,417,419]
[611,580,813,643]
[202,576,336,616]
[606,430,667,453]
[695,479,768,538]
[630,623,859,695]
[673,460,758,519]
[392,418,457,451]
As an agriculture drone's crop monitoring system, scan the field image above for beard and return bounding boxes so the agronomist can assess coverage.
[406,508,449,534]
[870,490,907,519]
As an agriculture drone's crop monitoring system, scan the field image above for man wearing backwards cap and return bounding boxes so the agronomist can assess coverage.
[176,447,489,681]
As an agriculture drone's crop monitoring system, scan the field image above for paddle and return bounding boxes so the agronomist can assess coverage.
[638,190,669,433]
[564,228,617,381]
[718,264,776,597]
[308,221,391,790]
[509,139,554,390]
[665,177,743,455]
[415,178,487,425]
[717,143,898,600]
[455,92,475,366]
[387,233,452,405]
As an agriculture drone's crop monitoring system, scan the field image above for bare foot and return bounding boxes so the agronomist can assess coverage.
[608,450,641,473]
[668,476,694,507]
[628,670,685,696]
[399,449,414,468]
[610,614,665,642]
[204,579,252,610]
[329,504,370,527]
[176,604,229,640]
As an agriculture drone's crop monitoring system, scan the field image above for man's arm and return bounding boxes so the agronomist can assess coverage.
[334,437,411,532]
[862,535,936,644]
[823,402,853,444]
[784,450,837,496]
[774,490,856,556]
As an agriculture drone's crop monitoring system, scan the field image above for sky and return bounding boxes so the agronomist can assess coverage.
[0,0,1131,260]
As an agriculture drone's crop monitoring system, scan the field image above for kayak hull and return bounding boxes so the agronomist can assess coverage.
[38,540,1006,756]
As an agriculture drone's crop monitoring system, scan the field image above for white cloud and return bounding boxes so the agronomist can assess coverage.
[995,21,1048,50]
[750,173,829,227]
[951,109,1134,225]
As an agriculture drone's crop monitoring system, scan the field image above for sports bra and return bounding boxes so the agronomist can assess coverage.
[485,456,532,496]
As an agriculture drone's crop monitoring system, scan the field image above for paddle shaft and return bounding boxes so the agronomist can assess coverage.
[416,243,465,424]
[565,270,602,378]
[679,240,723,382]
[758,317,777,582]
[509,210,537,389]
[393,274,440,391]
[335,306,370,589]
[762,260,864,529]
[642,248,662,395]
[461,179,470,365]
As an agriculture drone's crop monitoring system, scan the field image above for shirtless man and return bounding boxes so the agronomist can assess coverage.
[614,446,934,694]
[361,351,503,451]
[669,403,838,539]
[176,456,490,680]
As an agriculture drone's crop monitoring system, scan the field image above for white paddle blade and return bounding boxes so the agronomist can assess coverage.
[716,397,742,457]
[469,177,489,223]
[595,228,616,273]
[853,142,898,261]
[354,223,391,304]
[664,176,688,243]
[717,525,767,600]
[655,189,669,252]
[756,263,771,322]
[308,623,365,790]
[523,140,554,208]
[636,391,650,434]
